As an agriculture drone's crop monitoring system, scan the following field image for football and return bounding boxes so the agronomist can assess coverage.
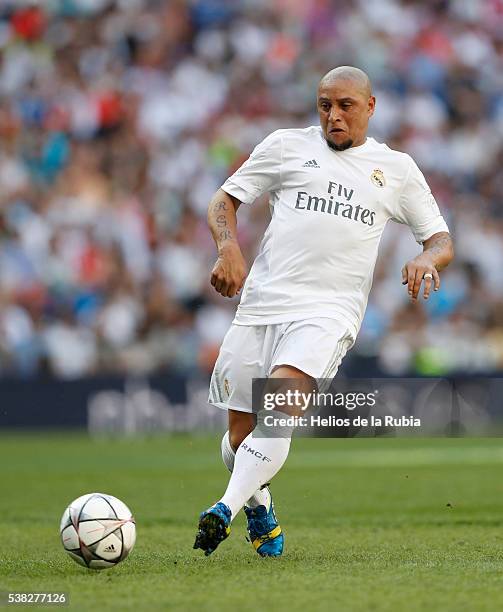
[60,493,136,570]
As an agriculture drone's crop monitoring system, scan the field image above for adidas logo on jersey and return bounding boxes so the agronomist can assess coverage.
[104,543,116,552]
[302,159,320,168]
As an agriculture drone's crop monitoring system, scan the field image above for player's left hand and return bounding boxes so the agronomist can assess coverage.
[401,253,440,301]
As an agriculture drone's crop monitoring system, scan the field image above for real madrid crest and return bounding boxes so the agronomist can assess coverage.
[371,168,386,188]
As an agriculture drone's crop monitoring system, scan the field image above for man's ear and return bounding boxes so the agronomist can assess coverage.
[368,96,376,118]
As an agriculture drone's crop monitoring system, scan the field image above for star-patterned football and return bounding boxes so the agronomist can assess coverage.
[60,493,136,570]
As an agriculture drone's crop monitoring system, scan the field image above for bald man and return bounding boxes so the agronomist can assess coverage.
[194,66,454,557]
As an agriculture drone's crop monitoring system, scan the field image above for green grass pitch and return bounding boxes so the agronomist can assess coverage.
[1,433,503,611]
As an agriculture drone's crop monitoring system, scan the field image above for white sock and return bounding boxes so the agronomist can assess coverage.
[220,431,236,471]
[219,413,293,520]
[221,431,271,510]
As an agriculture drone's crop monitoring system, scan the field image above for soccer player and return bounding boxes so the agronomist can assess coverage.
[193,66,454,557]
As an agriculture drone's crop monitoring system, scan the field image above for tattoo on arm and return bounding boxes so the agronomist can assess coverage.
[210,196,238,245]
[219,229,232,241]
[213,201,228,212]
[423,232,453,270]
[424,233,452,256]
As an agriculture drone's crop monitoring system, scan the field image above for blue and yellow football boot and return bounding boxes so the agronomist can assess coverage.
[193,502,231,556]
[244,498,284,557]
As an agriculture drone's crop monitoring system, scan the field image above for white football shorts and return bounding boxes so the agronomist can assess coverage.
[209,318,355,413]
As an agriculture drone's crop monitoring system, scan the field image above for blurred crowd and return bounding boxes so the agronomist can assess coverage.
[0,0,502,379]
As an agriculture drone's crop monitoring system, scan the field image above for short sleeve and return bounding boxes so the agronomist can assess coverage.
[393,157,449,243]
[221,130,283,204]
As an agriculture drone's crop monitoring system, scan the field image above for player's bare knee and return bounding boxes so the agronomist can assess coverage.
[265,365,317,417]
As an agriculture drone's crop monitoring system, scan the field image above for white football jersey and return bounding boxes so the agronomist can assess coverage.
[222,126,449,337]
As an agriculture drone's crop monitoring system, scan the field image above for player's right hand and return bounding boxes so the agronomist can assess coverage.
[210,244,247,298]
